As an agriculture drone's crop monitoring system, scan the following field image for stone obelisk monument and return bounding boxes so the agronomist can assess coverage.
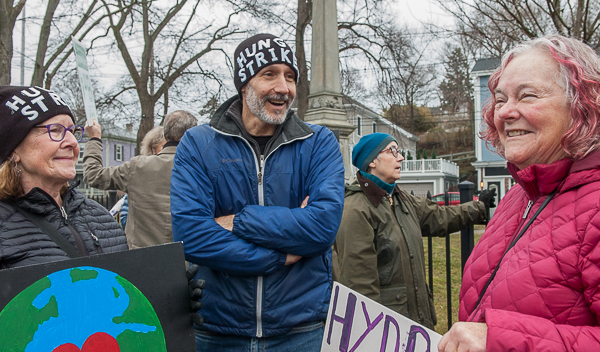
[304,0,356,180]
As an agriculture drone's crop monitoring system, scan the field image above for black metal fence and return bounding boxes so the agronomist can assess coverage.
[424,181,480,331]
[88,190,119,210]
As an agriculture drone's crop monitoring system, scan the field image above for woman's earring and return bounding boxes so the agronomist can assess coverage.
[13,159,22,175]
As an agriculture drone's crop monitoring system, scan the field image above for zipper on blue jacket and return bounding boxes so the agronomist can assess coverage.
[252,135,313,337]
[256,276,264,337]
[256,155,265,337]
[211,130,266,337]
[258,155,265,199]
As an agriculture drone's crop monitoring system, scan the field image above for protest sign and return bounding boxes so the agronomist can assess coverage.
[71,38,97,125]
[322,282,442,352]
[0,243,195,352]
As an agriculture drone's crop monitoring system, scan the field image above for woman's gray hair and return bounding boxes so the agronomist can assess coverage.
[163,110,198,142]
[140,126,166,156]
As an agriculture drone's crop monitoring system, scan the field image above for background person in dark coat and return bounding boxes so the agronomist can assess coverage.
[0,85,128,269]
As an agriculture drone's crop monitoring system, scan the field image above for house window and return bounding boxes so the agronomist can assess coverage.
[372,122,377,133]
[78,143,85,163]
[114,145,123,161]
[357,116,362,136]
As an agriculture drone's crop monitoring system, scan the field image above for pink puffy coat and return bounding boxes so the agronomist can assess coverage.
[460,151,600,351]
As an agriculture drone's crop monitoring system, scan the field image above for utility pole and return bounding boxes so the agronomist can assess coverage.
[20,4,26,85]
[149,31,154,96]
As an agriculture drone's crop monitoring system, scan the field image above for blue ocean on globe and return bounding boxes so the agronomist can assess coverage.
[24,266,157,351]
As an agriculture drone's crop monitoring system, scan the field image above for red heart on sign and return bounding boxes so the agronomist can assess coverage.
[53,332,120,352]
[53,344,79,352]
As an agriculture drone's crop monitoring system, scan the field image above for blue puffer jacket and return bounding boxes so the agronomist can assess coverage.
[171,96,345,337]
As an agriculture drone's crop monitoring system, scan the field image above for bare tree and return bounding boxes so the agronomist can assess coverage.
[101,0,244,148]
[336,0,395,103]
[30,0,114,88]
[340,68,368,101]
[0,0,26,84]
[295,0,312,119]
[377,26,436,133]
[0,0,117,87]
[437,0,600,57]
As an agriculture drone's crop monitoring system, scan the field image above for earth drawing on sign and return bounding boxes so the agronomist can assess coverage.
[0,266,167,351]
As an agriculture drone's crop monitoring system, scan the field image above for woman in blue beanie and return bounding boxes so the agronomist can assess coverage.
[333,133,494,329]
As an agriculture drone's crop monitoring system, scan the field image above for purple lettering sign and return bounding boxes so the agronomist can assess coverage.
[321,282,442,352]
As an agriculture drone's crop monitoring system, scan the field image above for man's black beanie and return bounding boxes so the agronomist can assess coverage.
[233,33,299,97]
[0,85,75,164]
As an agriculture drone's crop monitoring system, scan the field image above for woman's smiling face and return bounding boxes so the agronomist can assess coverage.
[493,49,572,169]
[13,114,80,194]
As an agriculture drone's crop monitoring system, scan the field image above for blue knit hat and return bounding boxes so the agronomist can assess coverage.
[352,133,397,172]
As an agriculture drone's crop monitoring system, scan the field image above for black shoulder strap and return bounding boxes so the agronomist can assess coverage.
[470,188,559,317]
[9,202,82,258]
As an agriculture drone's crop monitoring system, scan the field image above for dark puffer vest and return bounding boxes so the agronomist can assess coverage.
[0,184,128,269]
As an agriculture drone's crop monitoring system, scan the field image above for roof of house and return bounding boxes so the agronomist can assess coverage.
[472,58,501,73]
[100,120,137,142]
[342,95,417,141]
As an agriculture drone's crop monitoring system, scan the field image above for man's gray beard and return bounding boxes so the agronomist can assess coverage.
[245,83,294,125]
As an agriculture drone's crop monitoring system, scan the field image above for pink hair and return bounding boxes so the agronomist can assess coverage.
[480,35,600,160]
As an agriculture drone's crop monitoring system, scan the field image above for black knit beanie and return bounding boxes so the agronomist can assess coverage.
[233,33,299,96]
[0,85,75,164]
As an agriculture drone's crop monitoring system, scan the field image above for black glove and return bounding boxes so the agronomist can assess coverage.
[479,188,497,222]
[186,263,205,326]
[479,188,497,208]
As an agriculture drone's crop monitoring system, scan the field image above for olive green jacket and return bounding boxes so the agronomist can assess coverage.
[333,173,486,328]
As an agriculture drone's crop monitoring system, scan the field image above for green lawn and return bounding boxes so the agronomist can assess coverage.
[424,225,485,335]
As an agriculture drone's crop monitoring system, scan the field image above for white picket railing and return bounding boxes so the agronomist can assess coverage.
[401,158,459,177]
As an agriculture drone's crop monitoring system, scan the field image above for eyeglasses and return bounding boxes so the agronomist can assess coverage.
[34,124,85,142]
[380,146,401,158]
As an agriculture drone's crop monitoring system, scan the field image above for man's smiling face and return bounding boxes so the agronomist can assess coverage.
[242,63,296,125]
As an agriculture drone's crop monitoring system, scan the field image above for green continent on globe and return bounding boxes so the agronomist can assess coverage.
[0,277,58,352]
[113,275,166,351]
[70,268,99,282]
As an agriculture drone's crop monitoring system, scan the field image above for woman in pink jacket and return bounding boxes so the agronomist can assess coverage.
[439,35,600,351]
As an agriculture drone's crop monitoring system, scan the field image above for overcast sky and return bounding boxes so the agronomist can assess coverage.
[394,0,453,27]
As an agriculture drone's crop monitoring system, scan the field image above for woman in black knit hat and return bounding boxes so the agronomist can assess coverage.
[0,85,128,269]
